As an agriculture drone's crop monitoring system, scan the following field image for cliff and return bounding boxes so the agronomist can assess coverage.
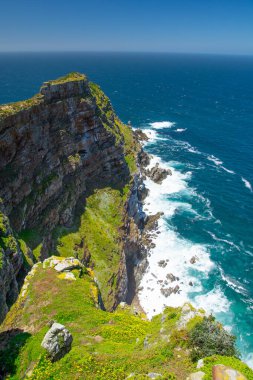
[0,72,141,321]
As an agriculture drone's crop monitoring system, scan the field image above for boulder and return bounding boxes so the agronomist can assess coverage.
[147,373,162,379]
[190,256,199,264]
[41,322,73,361]
[187,371,205,380]
[212,365,247,380]
[147,163,172,184]
[166,273,179,282]
[160,285,180,297]
[158,260,167,268]
[44,256,83,272]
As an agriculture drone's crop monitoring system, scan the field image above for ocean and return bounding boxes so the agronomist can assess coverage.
[0,52,253,365]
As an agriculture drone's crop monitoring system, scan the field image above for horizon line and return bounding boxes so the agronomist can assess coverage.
[0,50,253,57]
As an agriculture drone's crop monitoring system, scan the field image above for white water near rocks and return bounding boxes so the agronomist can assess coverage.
[138,155,230,317]
[136,121,253,367]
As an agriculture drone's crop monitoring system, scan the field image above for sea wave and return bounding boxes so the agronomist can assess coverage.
[242,177,253,192]
[193,287,231,314]
[207,154,223,166]
[175,128,187,133]
[150,121,175,129]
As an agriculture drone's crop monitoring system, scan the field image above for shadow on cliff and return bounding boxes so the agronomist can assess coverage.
[0,329,31,379]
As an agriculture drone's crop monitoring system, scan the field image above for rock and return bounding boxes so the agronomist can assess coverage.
[54,258,83,272]
[138,183,149,201]
[41,322,73,361]
[160,285,180,298]
[158,260,167,268]
[166,273,178,282]
[197,359,204,369]
[147,163,172,184]
[190,256,199,264]
[144,212,163,232]
[189,281,193,286]
[186,371,205,380]
[138,149,151,167]
[147,373,162,378]
[134,129,149,142]
[212,365,247,380]
[143,336,149,348]
[57,272,76,281]
[94,335,104,343]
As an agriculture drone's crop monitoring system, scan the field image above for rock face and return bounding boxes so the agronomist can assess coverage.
[41,322,73,361]
[0,73,131,320]
[0,207,23,323]
[0,73,129,235]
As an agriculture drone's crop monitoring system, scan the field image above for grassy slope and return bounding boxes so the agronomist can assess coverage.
[2,264,252,380]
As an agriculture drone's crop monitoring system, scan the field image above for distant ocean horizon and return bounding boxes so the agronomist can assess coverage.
[0,52,253,366]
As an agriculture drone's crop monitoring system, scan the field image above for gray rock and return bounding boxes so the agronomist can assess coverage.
[186,371,205,380]
[158,260,167,268]
[41,322,73,361]
[190,256,198,264]
[147,373,162,379]
[147,163,172,184]
[197,359,204,369]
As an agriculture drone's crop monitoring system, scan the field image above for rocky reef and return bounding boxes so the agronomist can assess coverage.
[0,73,252,380]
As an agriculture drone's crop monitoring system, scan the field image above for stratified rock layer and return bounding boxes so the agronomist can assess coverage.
[0,73,130,321]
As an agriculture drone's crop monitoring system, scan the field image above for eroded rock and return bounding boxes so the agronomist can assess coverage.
[41,322,73,361]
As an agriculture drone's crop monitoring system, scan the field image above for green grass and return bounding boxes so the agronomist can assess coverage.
[54,187,127,310]
[201,355,253,380]
[0,265,196,380]
[0,94,43,121]
[44,72,86,85]
[0,72,85,121]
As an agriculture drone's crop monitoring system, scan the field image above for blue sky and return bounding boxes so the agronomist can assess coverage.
[1,0,253,54]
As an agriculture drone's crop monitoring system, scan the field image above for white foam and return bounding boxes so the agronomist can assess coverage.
[175,128,187,133]
[207,154,223,166]
[206,231,241,251]
[150,121,175,129]
[193,287,231,314]
[242,177,253,192]
[221,166,235,174]
[138,155,216,319]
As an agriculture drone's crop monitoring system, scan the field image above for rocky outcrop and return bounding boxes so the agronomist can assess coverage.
[0,72,129,235]
[41,322,73,361]
[0,73,132,320]
[147,163,172,184]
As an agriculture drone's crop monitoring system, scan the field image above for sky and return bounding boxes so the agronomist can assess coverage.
[0,0,253,55]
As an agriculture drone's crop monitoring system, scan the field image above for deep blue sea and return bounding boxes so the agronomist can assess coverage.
[0,52,253,365]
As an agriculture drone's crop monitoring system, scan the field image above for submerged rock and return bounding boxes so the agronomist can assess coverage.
[41,322,73,361]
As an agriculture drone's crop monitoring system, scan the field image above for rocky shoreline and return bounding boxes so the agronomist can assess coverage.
[127,128,175,313]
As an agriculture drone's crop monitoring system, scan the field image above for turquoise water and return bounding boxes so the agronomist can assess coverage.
[0,52,253,364]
